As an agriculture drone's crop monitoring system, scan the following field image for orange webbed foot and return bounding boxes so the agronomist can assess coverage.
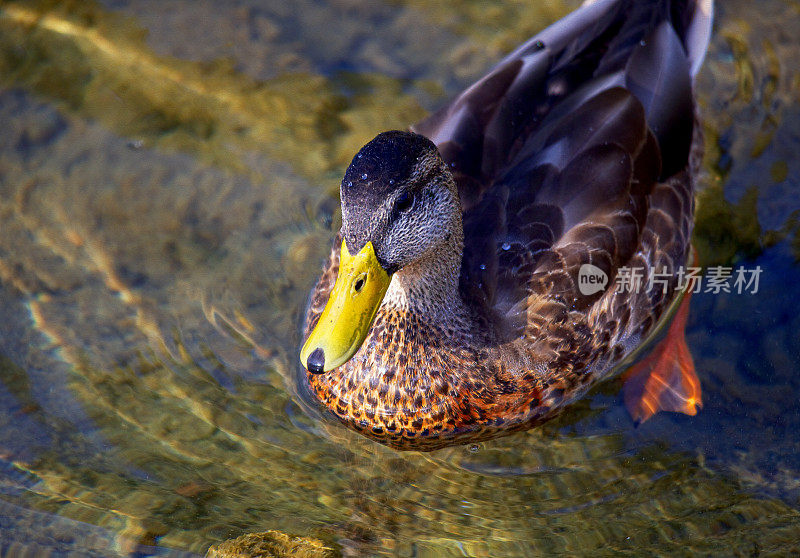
[623,290,701,425]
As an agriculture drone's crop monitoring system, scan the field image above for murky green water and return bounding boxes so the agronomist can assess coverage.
[1,0,799,555]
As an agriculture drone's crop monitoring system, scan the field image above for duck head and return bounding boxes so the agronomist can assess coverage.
[300,130,462,373]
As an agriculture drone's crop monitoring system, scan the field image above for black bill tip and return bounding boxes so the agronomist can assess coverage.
[307,348,326,374]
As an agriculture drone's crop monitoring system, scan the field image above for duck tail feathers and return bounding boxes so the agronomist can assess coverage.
[579,0,714,78]
[684,0,714,77]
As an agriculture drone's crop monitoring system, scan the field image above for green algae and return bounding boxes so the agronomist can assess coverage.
[693,183,765,267]
[690,2,800,267]
[0,0,427,185]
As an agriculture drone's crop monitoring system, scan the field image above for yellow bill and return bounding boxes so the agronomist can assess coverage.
[300,240,391,373]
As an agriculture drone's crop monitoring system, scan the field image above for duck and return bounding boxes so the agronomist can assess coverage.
[299,0,714,451]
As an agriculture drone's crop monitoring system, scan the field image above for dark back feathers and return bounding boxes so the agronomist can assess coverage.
[411,0,711,333]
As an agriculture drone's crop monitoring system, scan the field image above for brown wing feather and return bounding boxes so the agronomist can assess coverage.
[417,1,697,340]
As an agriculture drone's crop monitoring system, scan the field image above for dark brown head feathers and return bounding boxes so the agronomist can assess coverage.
[340,131,440,254]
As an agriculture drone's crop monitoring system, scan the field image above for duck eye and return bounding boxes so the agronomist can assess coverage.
[395,191,413,214]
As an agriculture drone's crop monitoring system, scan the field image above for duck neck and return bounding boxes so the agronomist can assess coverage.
[382,214,469,329]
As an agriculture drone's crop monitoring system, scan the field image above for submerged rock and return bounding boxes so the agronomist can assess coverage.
[206,530,339,558]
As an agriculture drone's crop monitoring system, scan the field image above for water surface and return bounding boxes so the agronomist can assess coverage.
[1,0,799,555]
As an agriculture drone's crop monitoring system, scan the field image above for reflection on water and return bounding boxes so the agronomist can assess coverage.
[1,0,799,555]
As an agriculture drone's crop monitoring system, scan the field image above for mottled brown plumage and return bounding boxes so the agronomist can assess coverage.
[301,0,713,450]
